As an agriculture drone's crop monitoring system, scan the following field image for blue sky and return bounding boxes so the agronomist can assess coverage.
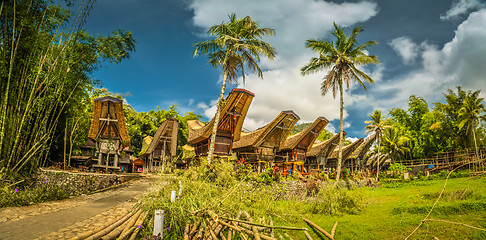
[82,0,486,140]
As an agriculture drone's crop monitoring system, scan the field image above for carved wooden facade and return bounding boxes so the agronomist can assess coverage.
[233,111,299,171]
[275,117,328,174]
[188,88,254,158]
[140,118,179,172]
[305,131,345,173]
[86,96,131,172]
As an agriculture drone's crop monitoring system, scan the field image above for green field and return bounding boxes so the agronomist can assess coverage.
[291,177,486,240]
[141,167,486,239]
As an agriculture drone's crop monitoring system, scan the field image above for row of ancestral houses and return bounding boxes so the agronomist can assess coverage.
[186,88,385,174]
[72,89,389,173]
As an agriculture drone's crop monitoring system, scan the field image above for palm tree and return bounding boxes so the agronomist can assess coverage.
[301,23,379,182]
[381,127,410,163]
[193,14,276,164]
[458,90,486,164]
[365,110,391,180]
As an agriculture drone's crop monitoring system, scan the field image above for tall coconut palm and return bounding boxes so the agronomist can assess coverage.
[458,90,486,164]
[382,127,410,163]
[301,23,379,182]
[193,14,276,164]
[365,110,391,180]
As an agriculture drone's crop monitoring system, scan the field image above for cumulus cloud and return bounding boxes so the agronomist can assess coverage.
[189,0,379,131]
[369,9,486,111]
[440,0,485,21]
[388,37,420,65]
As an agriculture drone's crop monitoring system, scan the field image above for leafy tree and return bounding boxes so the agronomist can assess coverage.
[301,23,379,182]
[458,90,486,161]
[365,110,391,180]
[0,1,135,180]
[381,127,410,163]
[193,13,276,163]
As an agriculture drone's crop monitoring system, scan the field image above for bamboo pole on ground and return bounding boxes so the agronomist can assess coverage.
[243,210,261,240]
[183,225,190,240]
[118,211,147,240]
[102,209,143,240]
[69,209,136,240]
[85,209,138,240]
[221,217,307,231]
[304,230,314,240]
[302,217,333,240]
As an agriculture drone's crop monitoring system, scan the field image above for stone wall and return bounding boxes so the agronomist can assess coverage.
[35,169,140,196]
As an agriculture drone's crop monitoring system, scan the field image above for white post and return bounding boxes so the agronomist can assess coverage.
[170,190,176,203]
[153,210,164,238]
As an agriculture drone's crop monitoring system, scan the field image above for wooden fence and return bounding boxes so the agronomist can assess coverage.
[399,147,486,172]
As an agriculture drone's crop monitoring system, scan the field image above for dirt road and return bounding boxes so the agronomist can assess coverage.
[0,175,156,240]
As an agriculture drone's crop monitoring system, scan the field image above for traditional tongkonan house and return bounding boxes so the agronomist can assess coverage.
[366,152,390,173]
[305,131,346,174]
[232,111,300,172]
[326,138,364,171]
[345,133,377,171]
[86,96,131,173]
[275,117,329,175]
[140,117,179,172]
[188,88,254,159]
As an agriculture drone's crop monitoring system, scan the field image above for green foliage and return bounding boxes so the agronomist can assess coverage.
[301,23,379,182]
[0,181,69,208]
[306,184,364,215]
[124,104,201,156]
[386,87,486,160]
[0,0,136,180]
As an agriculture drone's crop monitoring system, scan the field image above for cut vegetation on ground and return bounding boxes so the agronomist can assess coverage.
[139,162,486,239]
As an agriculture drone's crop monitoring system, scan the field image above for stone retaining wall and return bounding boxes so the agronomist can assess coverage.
[35,169,140,196]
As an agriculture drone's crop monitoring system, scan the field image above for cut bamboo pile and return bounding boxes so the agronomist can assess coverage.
[68,206,147,240]
[183,210,337,240]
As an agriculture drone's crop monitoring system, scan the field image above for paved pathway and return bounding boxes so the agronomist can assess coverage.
[0,175,156,240]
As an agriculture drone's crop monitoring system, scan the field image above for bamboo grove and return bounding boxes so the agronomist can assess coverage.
[0,0,135,181]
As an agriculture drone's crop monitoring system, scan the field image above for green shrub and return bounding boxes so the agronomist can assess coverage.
[306,184,364,215]
[0,181,69,208]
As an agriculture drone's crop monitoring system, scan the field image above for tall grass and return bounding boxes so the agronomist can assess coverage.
[140,161,365,239]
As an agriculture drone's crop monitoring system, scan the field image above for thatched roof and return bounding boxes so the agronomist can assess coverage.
[307,131,346,157]
[233,110,300,150]
[328,138,364,159]
[349,133,377,159]
[87,96,130,147]
[139,136,153,156]
[188,88,254,144]
[281,117,328,152]
[141,118,179,157]
[366,152,390,167]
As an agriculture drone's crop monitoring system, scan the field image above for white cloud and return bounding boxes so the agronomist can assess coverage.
[189,0,379,132]
[388,37,420,65]
[440,0,485,21]
[369,9,486,112]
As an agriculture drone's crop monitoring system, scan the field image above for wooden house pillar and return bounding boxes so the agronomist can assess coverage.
[114,154,118,167]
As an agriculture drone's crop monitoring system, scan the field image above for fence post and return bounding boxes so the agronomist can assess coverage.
[153,210,164,238]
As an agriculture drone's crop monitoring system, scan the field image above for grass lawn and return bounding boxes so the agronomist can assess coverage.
[141,166,486,239]
[288,176,486,240]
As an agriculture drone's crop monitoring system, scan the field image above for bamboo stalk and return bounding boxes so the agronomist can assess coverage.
[101,209,142,240]
[221,217,307,231]
[243,211,261,240]
[118,211,147,240]
[69,209,136,240]
[304,231,314,240]
[183,224,190,240]
[189,220,201,239]
[331,222,338,238]
[302,217,333,240]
